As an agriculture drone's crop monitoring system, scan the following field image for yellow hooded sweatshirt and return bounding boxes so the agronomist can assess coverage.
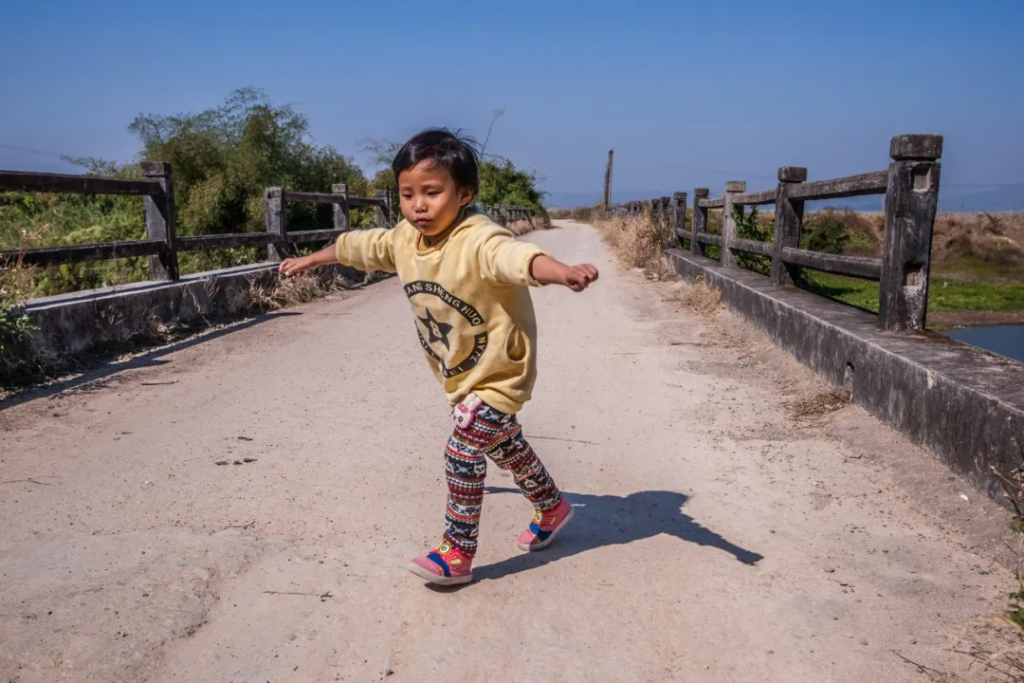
[335,210,549,414]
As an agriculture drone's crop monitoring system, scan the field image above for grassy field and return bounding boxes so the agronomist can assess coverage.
[799,271,1024,328]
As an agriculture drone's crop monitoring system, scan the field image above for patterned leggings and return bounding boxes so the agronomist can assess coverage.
[444,403,561,557]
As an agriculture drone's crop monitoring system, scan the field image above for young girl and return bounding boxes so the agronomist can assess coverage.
[280,129,598,586]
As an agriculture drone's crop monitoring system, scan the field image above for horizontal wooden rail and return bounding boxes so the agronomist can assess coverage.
[729,238,773,257]
[279,191,385,209]
[731,189,777,206]
[781,247,883,280]
[177,233,271,252]
[280,190,343,205]
[348,197,387,208]
[287,229,346,244]
[1,239,164,267]
[698,197,726,209]
[787,170,888,201]
[0,170,162,196]
[694,233,724,247]
[610,133,942,331]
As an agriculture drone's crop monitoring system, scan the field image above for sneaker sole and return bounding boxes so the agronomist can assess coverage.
[407,562,473,586]
[518,506,575,552]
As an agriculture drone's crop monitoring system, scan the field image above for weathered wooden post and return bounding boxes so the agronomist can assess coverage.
[673,192,688,248]
[691,188,709,257]
[375,190,390,227]
[603,149,614,211]
[265,187,287,262]
[879,134,943,332]
[721,181,746,268]
[141,162,178,281]
[659,196,671,230]
[770,167,808,286]
[332,183,350,233]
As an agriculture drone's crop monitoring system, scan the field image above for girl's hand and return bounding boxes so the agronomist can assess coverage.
[530,255,599,291]
[564,264,599,292]
[279,256,312,278]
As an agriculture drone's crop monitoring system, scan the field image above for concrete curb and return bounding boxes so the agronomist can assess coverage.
[667,248,1024,506]
[25,262,364,359]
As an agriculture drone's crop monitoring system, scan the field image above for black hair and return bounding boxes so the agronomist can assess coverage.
[392,128,480,194]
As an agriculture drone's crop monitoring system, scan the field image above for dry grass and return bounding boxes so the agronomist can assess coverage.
[596,212,676,280]
[666,276,723,315]
[235,269,352,313]
[0,229,39,304]
[932,213,1024,267]
[701,207,1024,271]
[803,210,1024,272]
[549,206,604,223]
[0,258,35,307]
[782,389,852,421]
[895,614,1024,682]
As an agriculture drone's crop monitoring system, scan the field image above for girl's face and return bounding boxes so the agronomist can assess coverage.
[398,160,474,240]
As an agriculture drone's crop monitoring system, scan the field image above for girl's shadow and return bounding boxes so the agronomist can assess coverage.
[477,487,764,581]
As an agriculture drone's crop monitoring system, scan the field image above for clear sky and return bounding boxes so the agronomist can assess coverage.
[1,0,1022,206]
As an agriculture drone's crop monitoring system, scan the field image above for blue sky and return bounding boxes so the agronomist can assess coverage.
[1,0,1022,207]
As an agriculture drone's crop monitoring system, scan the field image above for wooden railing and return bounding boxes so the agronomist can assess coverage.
[0,165,534,284]
[609,134,943,332]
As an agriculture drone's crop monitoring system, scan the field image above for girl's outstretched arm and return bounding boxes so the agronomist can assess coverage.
[279,244,337,277]
[280,228,398,277]
[529,255,599,292]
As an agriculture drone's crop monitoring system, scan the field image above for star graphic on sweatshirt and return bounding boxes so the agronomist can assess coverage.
[418,308,453,350]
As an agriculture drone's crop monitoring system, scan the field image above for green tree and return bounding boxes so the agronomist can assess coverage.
[477,159,547,219]
[130,87,368,240]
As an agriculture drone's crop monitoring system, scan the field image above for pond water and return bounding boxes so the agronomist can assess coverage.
[945,325,1024,363]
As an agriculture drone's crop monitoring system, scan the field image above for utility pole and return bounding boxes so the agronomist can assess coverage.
[603,149,614,211]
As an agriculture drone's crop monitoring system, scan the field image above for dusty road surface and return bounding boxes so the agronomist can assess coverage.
[0,222,1016,682]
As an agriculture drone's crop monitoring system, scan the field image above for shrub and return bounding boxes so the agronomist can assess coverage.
[597,210,675,280]
[0,255,38,384]
[733,206,774,276]
[803,211,851,255]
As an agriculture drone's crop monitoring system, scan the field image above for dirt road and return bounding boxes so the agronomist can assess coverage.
[0,222,1015,682]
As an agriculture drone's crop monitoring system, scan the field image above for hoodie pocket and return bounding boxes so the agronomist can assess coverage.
[503,324,527,365]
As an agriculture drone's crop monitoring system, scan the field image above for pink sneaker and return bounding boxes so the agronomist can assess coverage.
[408,541,474,586]
[517,497,574,551]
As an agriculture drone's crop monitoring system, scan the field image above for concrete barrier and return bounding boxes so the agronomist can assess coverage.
[25,262,365,359]
[667,249,1024,505]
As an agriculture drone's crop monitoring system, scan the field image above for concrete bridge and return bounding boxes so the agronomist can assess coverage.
[1,223,1016,682]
